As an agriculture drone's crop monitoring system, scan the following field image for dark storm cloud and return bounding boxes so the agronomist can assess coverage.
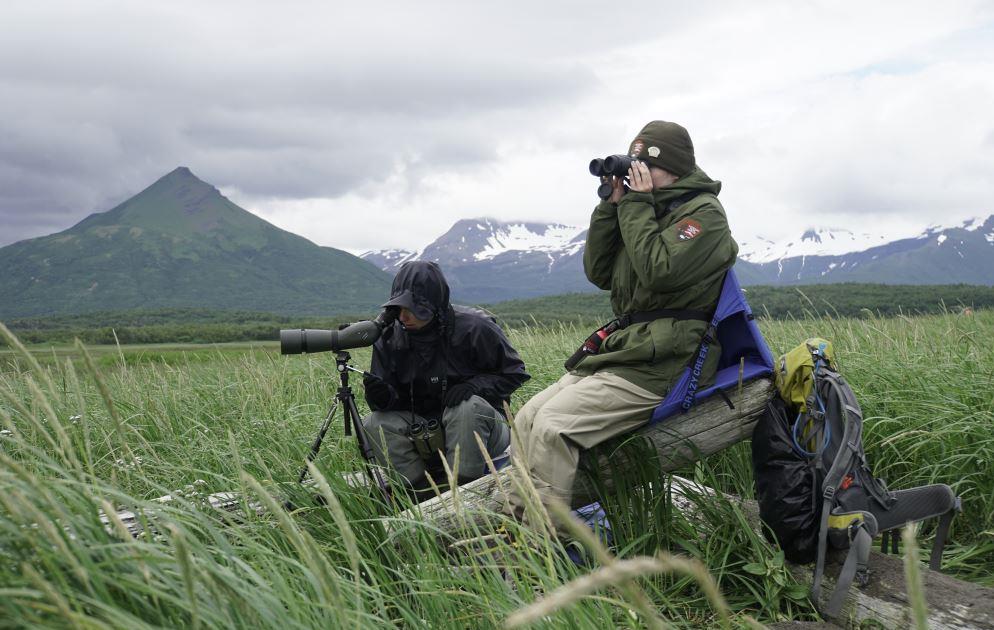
[1,0,665,245]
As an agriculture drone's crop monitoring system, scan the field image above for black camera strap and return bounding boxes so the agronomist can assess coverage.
[563,307,709,371]
[616,308,710,328]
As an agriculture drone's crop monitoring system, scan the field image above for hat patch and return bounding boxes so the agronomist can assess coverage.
[676,219,703,241]
[629,140,644,157]
[647,146,660,158]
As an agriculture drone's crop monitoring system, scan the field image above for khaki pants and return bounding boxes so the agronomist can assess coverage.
[505,372,661,516]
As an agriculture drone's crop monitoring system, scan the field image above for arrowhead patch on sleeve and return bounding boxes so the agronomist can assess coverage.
[676,219,703,241]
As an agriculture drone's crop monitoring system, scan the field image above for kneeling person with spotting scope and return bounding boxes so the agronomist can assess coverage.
[362,261,529,500]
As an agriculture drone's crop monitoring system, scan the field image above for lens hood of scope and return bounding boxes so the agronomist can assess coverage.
[280,329,305,355]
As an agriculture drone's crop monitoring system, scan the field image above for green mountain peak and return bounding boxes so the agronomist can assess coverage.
[73,166,271,240]
[0,168,392,318]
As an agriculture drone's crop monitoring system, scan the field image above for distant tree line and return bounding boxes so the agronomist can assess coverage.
[744,283,991,319]
[483,283,994,328]
[3,284,992,346]
[2,309,363,347]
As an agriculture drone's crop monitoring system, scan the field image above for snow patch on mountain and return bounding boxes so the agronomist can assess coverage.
[474,222,585,261]
[738,228,891,263]
[928,215,990,233]
[359,218,587,273]
[739,215,992,263]
[359,247,418,271]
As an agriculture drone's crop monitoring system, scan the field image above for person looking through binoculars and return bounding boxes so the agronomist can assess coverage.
[504,120,739,524]
[361,261,530,499]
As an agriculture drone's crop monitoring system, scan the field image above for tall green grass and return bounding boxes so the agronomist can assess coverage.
[1,311,992,628]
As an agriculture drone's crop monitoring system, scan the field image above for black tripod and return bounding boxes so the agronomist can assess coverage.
[296,350,387,498]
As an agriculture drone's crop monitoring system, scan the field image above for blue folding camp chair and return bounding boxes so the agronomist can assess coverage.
[651,267,775,423]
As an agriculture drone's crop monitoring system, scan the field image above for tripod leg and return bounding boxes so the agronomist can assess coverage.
[345,394,375,463]
[344,393,391,502]
[297,400,340,484]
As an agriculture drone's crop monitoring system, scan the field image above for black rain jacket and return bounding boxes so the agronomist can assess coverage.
[368,261,530,417]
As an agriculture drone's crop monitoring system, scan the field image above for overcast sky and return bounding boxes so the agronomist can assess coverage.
[2,1,993,253]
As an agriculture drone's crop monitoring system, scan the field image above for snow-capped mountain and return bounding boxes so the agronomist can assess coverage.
[363,215,994,303]
[738,228,893,264]
[359,248,417,272]
[736,215,994,285]
[361,218,589,302]
[363,219,586,271]
[738,215,992,264]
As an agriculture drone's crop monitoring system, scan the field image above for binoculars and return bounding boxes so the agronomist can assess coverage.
[410,418,445,461]
[589,154,636,200]
[589,154,635,178]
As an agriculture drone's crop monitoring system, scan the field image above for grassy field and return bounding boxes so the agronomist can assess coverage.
[1,311,993,628]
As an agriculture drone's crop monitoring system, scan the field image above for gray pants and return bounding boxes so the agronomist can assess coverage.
[361,395,510,488]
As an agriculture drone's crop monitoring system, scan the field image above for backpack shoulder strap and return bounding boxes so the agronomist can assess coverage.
[824,519,874,617]
[819,369,864,491]
[811,367,864,607]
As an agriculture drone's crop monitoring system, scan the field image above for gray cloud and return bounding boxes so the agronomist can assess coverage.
[1,0,636,245]
[1,1,993,250]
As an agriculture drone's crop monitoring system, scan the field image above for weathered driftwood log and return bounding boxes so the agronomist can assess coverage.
[405,373,994,630]
[102,491,257,539]
[724,487,994,629]
[410,377,775,532]
[728,491,994,629]
[795,546,994,629]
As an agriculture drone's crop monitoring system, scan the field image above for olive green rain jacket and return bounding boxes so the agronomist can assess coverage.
[575,168,738,395]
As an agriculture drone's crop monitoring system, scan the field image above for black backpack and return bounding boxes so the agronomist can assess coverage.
[752,340,960,617]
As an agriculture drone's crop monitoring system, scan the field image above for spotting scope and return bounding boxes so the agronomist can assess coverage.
[280,309,397,354]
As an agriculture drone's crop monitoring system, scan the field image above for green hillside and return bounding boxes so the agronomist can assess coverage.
[0,168,391,318]
[484,283,994,327]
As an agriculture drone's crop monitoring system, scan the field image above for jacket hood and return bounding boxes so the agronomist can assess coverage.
[383,261,451,319]
[651,167,721,204]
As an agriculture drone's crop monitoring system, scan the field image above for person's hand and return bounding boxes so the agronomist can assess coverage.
[363,373,395,410]
[443,383,476,408]
[628,160,653,193]
[607,175,626,203]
